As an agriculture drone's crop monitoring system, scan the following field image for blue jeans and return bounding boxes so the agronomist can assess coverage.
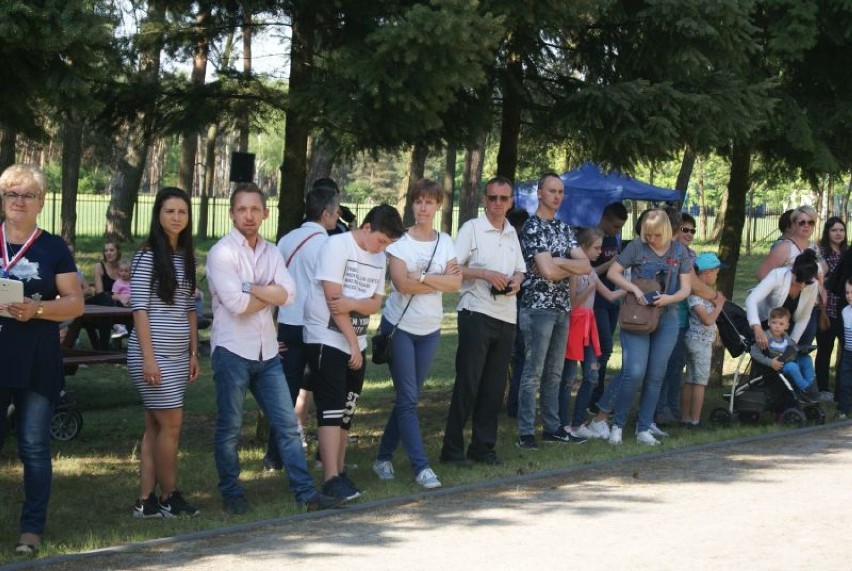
[212,346,317,503]
[560,344,598,427]
[377,319,440,473]
[656,326,687,419]
[838,348,852,414]
[598,306,680,432]
[782,356,815,392]
[0,389,53,535]
[517,307,569,436]
[590,302,619,408]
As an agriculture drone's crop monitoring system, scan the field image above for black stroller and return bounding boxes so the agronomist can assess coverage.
[710,301,825,427]
[5,389,83,442]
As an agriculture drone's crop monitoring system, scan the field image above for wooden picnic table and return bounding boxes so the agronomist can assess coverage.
[62,305,134,374]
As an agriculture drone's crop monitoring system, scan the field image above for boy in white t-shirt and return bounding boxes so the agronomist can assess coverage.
[303,204,404,503]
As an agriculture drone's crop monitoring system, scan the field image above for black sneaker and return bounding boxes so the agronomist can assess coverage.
[516,435,539,450]
[543,427,588,444]
[133,493,163,519]
[338,472,362,500]
[305,492,347,511]
[262,456,283,472]
[222,495,251,515]
[322,476,356,503]
[159,490,200,518]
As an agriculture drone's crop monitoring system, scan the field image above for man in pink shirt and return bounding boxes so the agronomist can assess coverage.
[206,183,342,514]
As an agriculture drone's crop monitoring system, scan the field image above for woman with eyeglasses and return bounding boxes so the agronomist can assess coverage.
[0,165,84,554]
[756,206,826,347]
[757,206,824,280]
[746,250,820,350]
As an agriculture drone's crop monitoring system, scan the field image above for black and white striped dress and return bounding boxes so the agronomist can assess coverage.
[127,249,194,409]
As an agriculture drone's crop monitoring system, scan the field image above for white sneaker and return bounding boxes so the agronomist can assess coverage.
[111,324,128,339]
[588,419,611,440]
[415,468,442,489]
[636,430,661,446]
[372,460,396,481]
[570,425,599,440]
[608,425,623,445]
[647,423,669,438]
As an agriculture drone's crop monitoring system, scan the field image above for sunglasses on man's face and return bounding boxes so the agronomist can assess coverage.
[680,227,696,235]
[486,195,511,203]
[797,219,816,227]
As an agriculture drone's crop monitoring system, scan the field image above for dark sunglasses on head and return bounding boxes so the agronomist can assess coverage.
[797,219,816,227]
[680,227,696,234]
[486,195,511,203]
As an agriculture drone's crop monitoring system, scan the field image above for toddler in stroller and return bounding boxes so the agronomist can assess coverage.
[712,301,825,426]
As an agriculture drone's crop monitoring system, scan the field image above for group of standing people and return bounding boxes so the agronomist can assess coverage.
[7,159,852,555]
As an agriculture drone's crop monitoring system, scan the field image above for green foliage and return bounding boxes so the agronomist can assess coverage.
[303,0,504,154]
[0,0,119,136]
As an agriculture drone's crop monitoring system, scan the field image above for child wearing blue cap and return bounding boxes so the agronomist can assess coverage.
[682,253,725,426]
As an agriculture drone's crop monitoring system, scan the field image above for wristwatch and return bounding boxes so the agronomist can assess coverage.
[241,282,253,294]
[418,271,427,284]
[35,302,44,317]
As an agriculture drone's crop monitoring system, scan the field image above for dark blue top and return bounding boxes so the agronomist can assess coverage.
[0,231,76,401]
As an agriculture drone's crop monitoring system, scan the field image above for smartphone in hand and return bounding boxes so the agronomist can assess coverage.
[643,291,660,303]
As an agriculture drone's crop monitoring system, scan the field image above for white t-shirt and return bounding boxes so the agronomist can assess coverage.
[277,221,328,326]
[303,232,386,354]
[382,232,456,335]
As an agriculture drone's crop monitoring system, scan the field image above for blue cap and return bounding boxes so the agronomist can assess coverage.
[694,252,724,272]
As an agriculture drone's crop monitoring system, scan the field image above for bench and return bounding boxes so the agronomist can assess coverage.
[62,348,127,376]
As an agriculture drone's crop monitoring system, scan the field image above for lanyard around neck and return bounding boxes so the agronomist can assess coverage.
[1,223,41,278]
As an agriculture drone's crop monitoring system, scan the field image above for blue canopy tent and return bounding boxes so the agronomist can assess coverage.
[514,163,683,228]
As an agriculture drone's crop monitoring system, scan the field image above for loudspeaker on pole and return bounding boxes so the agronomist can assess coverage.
[229,152,255,183]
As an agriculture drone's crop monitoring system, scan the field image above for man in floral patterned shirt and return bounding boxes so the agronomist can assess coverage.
[516,173,591,449]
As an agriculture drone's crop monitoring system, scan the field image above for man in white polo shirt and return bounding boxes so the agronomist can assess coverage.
[206,182,341,514]
[262,185,340,471]
[440,175,526,466]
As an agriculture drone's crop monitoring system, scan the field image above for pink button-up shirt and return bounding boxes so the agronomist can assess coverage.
[207,227,296,361]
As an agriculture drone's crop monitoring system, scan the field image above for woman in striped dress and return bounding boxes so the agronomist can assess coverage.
[128,187,200,518]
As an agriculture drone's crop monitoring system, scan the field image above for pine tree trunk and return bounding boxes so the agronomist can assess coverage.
[236,5,252,152]
[402,144,427,227]
[460,136,486,226]
[674,145,696,208]
[198,122,218,240]
[709,144,751,387]
[441,143,456,234]
[60,117,83,244]
[277,6,313,240]
[0,127,15,171]
[178,6,211,194]
[305,134,334,191]
[105,1,165,240]
[496,54,522,182]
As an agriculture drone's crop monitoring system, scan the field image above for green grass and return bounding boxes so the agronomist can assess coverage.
[0,243,839,564]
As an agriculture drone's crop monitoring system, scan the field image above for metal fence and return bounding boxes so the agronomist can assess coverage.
[38,194,785,244]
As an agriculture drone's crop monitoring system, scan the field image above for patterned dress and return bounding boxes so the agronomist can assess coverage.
[127,249,194,409]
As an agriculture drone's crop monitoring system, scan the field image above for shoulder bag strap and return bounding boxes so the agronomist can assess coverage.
[286,231,324,267]
[387,234,442,336]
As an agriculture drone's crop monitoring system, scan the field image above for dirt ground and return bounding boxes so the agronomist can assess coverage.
[10,422,852,571]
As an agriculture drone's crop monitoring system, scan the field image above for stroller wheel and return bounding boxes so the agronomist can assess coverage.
[50,409,83,441]
[781,408,806,428]
[709,408,732,426]
[804,405,826,425]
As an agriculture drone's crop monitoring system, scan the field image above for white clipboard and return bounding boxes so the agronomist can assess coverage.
[0,277,24,318]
